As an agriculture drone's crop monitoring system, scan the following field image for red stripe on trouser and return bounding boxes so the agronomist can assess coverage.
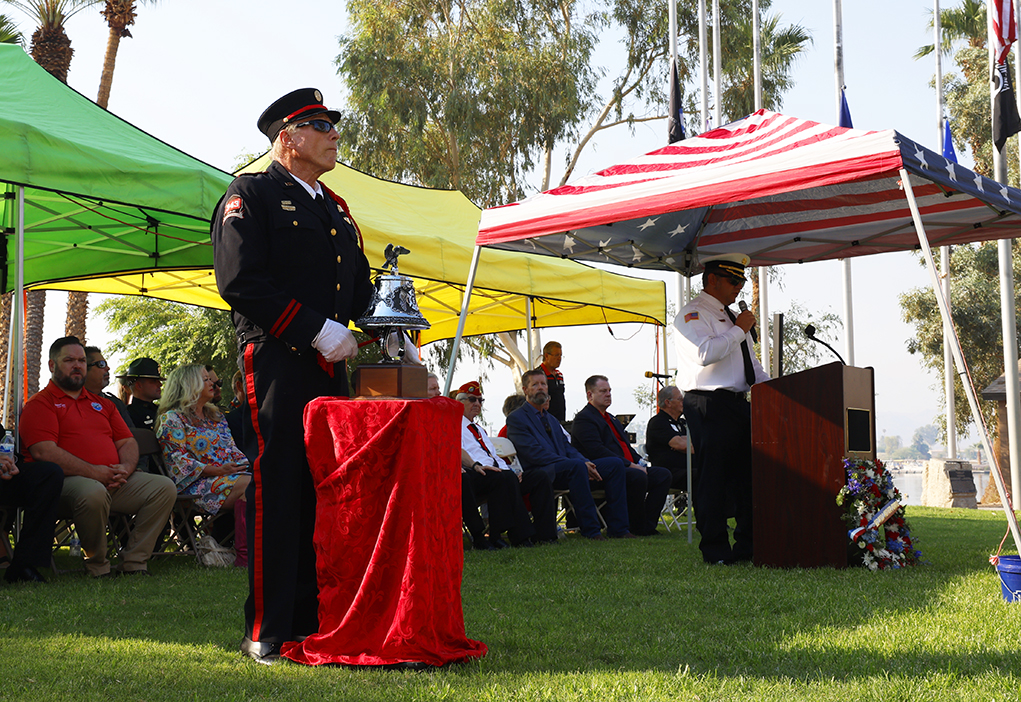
[243,344,267,641]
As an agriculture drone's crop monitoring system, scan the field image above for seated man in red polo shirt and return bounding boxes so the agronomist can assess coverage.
[19,336,177,578]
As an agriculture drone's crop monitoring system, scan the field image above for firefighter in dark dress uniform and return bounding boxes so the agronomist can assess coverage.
[210,88,375,665]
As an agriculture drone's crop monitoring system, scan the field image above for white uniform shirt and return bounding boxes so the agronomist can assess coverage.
[460,416,508,470]
[674,290,770,393]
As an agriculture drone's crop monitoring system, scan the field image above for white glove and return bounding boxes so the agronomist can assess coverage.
[313,319,358,362]
[385,331,422,364]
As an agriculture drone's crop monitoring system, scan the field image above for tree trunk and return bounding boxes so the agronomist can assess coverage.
[24,290,46,398]
[96,25,122,109]
[65,291,89,341]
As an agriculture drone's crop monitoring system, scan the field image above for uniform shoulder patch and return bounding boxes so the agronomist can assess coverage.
[684,311,699,323]
[223,195,244,223]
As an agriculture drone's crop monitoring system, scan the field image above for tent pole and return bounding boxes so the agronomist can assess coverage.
[758,267,769,368]
[443,245,483,396]
[901,167,1021,553]
[525,296,534,368]
[13,187,24,442]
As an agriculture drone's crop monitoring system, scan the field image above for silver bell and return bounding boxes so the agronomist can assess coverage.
[355,244,431,363]
[355,272,431,332]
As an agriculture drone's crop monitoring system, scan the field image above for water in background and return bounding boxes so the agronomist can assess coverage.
[886,460,991,506]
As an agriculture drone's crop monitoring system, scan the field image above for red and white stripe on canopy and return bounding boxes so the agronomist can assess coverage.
[476,110,1021,272]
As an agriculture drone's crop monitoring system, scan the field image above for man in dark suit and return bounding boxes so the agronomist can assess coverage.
[507,369,632,540]
[572,375,671,536]
[211,88,375,664]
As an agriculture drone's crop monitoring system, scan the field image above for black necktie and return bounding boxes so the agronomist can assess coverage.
[315,192,331,218]
[540,412,553,437]
[725,306,756,386]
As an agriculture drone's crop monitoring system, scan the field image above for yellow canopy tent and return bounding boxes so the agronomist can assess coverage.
[36,158,665,343]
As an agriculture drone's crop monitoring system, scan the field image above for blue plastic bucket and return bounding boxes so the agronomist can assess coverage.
[995,555,1021,602]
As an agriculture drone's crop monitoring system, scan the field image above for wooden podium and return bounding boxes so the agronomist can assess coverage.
[750,362,876,568]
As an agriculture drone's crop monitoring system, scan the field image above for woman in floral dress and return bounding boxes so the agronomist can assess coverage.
[156,364,251,567]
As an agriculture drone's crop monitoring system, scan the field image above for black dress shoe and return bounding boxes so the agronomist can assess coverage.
[489,537,511,550]
[511,538,534,548]
[120,569,152,576]
[241,636,284,665]
[472,537,497,551]
[4,566,46,584]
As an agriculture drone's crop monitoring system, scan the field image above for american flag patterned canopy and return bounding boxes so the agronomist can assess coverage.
[477,110,1021,274]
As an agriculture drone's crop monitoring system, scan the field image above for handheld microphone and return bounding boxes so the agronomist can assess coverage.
[803,324,846,365]
[644,371,673,379]
[737,300,758,342]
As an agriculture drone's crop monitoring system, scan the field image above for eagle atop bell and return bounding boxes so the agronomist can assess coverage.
[356,244,430,362]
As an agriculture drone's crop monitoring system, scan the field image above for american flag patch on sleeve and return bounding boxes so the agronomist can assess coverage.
[684,312,699,323]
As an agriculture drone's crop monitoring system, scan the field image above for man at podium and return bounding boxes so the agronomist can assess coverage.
[674,254,770,565]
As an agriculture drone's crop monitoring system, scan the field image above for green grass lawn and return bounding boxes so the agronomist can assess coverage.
[2,506,1020,701]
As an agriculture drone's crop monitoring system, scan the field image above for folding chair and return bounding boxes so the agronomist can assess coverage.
[659,488,689,533]
[133,427,235,563]
[0,502,16,569]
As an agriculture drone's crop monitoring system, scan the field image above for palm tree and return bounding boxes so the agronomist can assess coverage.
[720,13,814,121]
[0,1,97,82]
[65,1,160,342]
[915,0,986,58]
[0,12,22,43]
[1,1,95,396]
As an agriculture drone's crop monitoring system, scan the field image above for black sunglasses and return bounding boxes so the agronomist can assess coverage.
[294,119,336,134]
[86,360,109,369]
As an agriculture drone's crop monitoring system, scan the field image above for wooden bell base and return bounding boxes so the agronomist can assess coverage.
[352,363,428,399]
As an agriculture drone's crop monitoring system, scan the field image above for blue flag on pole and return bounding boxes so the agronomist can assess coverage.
[838,89,853,129]
[942,119,958,163]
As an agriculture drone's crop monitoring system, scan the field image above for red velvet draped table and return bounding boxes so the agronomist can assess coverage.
[281,396,487,667]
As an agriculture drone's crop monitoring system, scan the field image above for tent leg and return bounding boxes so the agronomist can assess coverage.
[900,168,1021,554]
[443,245,482,396]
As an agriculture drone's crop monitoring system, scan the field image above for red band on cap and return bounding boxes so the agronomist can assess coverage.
[282,104,329,122]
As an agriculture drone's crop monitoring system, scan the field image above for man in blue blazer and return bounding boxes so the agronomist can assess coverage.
[507,370,632,540]
[571,375,671,536]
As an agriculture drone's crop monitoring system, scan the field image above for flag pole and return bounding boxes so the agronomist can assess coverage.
[752,0,769,369]
[699,0,708,131]
[712,0,721,128]
[989,0,1021,509]
[833,0,855,366]
[935,0,958,459]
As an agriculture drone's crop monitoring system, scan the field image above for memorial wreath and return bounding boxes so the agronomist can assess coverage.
[836,457,923,570]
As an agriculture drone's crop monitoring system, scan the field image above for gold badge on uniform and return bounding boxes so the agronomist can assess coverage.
[314,90,323,102]
[280,200,296,212]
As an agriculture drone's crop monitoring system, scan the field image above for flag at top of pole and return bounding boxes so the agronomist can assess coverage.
[668,59,686,143]
[993,0,1017,64]
[838,88,853,129]
[943,119,958,163]
[992,0,1021,150]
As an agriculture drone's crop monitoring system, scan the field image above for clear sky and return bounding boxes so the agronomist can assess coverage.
[9,0,987,446]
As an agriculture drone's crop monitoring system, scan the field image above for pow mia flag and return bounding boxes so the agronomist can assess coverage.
[992,60,1021,152]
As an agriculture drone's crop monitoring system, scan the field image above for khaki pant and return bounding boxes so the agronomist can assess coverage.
[58,472,176,576]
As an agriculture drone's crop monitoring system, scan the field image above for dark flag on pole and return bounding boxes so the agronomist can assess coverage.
[838,89,853,129]
[942,119,958,163]
[668,59,686,143]
[992,0,1021,151]
[992,62,1021,151]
